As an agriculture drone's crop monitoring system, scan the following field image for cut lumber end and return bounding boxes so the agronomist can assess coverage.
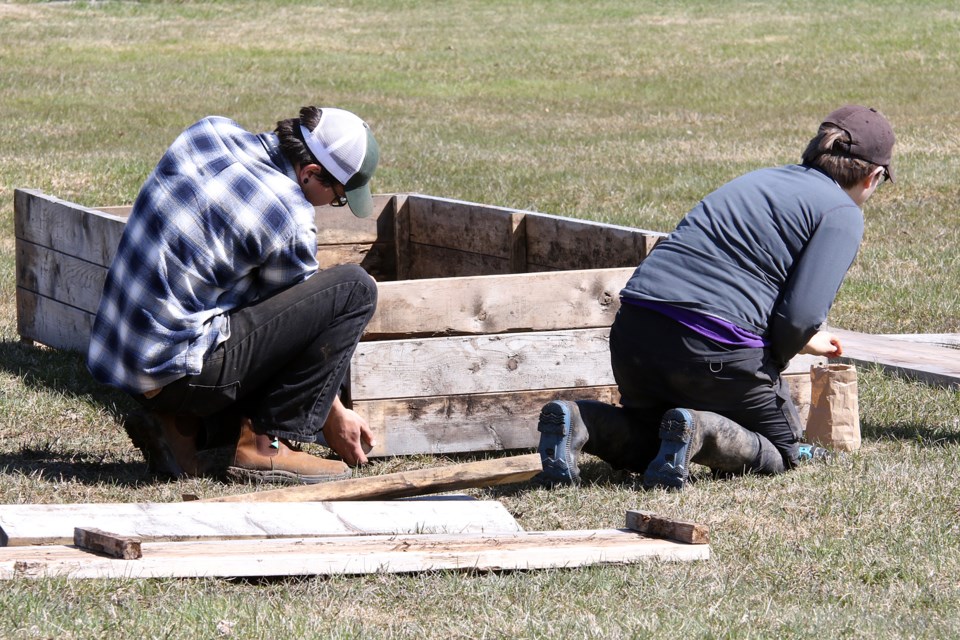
[625,510,709,545]
[73,527,142,560]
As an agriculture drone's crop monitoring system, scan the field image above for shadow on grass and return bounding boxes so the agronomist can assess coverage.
[0,339,151,486]
[0,339,136,418]
[0,449,148,487]
[861,420,960,446]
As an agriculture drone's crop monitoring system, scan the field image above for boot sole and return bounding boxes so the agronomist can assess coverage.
[643,408,696,490]
[225,466,352,485]
[533,401,580,486]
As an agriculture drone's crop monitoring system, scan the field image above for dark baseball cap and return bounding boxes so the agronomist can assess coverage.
[822,105,896,182]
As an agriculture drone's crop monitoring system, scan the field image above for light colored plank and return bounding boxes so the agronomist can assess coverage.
[879,333,960,349]
[16,240,106,315]
[14,189,125,268]
[356,386,620,457]
[524,211,665,271]
[201,453,542,503]
[366,267,633,338]
[15,288,93,353]
[0,528,709,580]
[0,501,521,547]
[350,328,615,400]
[832,328,960,389]
[625,510,709,545]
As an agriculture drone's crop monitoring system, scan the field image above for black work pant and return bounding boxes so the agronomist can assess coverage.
[609,303,803,470]
[136,264,377,444]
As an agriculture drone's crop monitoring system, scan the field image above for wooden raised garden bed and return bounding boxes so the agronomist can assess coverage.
[13,188,819,457]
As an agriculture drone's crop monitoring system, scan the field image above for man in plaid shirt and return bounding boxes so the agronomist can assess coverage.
[88,106,380,484]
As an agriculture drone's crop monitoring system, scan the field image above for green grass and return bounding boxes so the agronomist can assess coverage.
[1,1,958,638]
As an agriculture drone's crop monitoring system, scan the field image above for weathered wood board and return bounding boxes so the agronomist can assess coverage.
[832,328,960,389]
[201,453,542,504]
[0,528,709,580]
[0,500,522,547]
[358,386,619,457]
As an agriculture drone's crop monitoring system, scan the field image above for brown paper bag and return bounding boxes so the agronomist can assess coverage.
[806,364,860,451]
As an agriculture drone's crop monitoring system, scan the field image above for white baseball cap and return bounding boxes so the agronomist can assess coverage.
[300,108,380,217]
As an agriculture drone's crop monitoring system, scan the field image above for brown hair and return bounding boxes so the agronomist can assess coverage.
[275,106,338,187]
[801,125,882,189]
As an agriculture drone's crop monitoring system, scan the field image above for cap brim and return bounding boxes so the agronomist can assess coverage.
[344,182,374,218]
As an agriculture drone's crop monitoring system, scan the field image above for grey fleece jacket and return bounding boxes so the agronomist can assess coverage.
[620,164,864,368]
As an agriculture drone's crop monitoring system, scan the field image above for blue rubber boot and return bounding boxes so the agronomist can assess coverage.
[643,408,698,490]
[534,401,589,486]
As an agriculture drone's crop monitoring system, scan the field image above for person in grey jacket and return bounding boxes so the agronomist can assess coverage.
[535,105,895,490]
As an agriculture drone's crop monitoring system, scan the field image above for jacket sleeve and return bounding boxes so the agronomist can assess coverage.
[769,206,864,366]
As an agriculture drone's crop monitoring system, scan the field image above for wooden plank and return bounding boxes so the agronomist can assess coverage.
[16,240,107,315]
[879,333,960,349]
[366,267,633,338]
[355,386,620,457]
[0,501,522,547]
[625,510,709,545]
[406,195,520,258]
[350,328,615,400]
[832,328,960,389]
[201,453,542,503]
[405,242,512,279]
[0,528,709,580]
[73,528,142,560]
[313,194,395,245]
[316,242,396,280]
[394,194,412,280]
[524,211,665,271]
[15,288,93,353]
[14,189,125,268]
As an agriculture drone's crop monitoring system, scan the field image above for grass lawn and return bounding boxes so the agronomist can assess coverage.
[0,1,958,638]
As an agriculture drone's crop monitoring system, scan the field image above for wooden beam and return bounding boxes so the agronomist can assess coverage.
[14,189,125,268]
[625,510,709,545]
[366,268,632,338]
[350,328,615,400]
[0,500,521,547]
[355,386,619,457]
[524,211,665,271]
[15,288,93,353]
[832,328,960,389]
[16,240,106,315]
[73,528,142,560]
[1,528,709,580]
[200,453,542,503]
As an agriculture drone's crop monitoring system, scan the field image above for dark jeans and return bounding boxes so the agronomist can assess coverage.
[609,303,803,469]
[136,264,377,444]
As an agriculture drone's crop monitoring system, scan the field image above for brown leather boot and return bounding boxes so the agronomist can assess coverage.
[122,412,204,478]
[227,419,352,485]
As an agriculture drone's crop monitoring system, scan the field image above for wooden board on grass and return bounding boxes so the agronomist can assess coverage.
[201,453,541,504]
[832,328,960,389]
[0,528,709,580]
[0,500,522,547]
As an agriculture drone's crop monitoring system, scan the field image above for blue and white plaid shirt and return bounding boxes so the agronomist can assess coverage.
[87,116,319,394]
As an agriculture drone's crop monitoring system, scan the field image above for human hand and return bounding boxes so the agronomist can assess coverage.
[322,399,375,466]
[800,330,843,357]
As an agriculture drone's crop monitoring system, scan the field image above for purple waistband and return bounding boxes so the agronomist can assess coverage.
[621,298,768,348]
